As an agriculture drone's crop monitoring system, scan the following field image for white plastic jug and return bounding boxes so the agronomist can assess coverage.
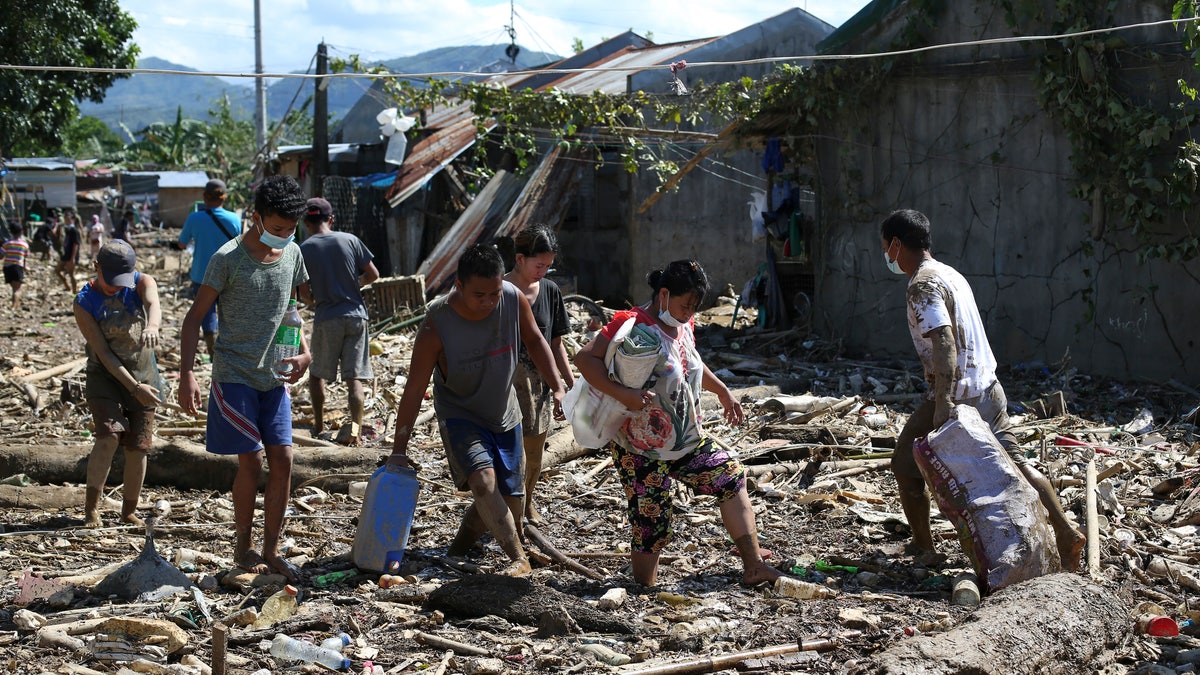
[352,463,419,574]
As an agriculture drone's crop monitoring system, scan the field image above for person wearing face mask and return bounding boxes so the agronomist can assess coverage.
[387,243,566,577]
[495,224,572,524]
[178,175,311,582]
[73,240,164,527]
[880,208,1085,571]
[573,260,781,588]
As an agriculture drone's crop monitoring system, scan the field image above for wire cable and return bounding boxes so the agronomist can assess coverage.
[2,15,1195,81]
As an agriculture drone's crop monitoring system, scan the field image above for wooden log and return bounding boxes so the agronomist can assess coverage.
[524,523,605,580]
[626,633,859,675]
[0,440,382,493]
[414,630,490,657]
[847,574,1126,675]
[23,357,89,384]
[541,426,598,471]
[211,623,228,675]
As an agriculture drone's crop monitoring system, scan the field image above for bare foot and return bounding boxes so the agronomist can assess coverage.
[312,418,323,436]
[263,552,301,582]
[237,550,270,575]
[1060,530,1087,572]
[499,558,532,578]
[83,510,103,528]
[524,500,544,526]
[121,512,145,527]
[742,560,782,587]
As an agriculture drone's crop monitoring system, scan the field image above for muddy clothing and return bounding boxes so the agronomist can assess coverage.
[600,306,704,462]
[907,259,998,400]
[513,278,570,434]
[202,237,308,392]
[76,271,159,390]
[426,281,521,433]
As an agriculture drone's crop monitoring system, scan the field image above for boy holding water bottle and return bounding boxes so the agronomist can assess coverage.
[178,175,310,581]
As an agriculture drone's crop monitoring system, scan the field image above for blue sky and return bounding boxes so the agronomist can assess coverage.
[118,1,873,76]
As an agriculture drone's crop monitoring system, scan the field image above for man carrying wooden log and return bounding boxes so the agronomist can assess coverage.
[880,209,1086,570]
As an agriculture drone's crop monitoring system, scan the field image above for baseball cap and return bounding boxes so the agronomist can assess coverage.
[204,179,227,196]
[97,240,137,288]
[305,197,333,221]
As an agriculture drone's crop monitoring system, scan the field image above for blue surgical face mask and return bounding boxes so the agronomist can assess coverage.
[258,217,294,250]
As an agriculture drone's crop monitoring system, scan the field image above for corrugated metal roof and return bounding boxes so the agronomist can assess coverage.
[6,157,75,171]
[385,114,493,207]
[153,171,211,189]
[534,39,714,94]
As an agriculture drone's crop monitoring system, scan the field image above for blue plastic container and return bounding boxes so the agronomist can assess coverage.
[352,463,420,574]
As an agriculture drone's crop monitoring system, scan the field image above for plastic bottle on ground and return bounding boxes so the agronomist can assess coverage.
[253,585,298,628]
[270,633,351,670]
[320,632,351,653]
[272,299,303,379]
[774,576,837,599]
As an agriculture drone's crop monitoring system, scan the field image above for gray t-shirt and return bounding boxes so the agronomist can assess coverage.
[203,237,309,391]
[299,231,374,323]
[428,280,521,432]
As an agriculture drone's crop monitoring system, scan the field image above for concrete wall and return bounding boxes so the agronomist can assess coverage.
[811,1,1200,383]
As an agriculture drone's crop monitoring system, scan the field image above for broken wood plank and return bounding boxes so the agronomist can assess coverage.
[22,357,89,384]
[414,631,490,657]
[524,523,605,580]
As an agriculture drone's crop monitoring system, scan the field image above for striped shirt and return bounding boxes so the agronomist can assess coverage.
[3,238,29,267]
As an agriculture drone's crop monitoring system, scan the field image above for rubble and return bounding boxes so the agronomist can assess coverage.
[0,239,1198,673]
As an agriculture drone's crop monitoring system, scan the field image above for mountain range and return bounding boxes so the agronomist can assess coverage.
[79,45,561,140]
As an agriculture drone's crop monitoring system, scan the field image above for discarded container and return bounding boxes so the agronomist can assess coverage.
[669,616,729,638]
[253,585,298,629]
[576,642,631,666]
[1137,614,1180,637]
[314,570,358,587]
[952,573,981,606]
[774,576,837,599]
[361,662,384,675]
[270,633,351,670]
[352,463,419,574]
[0,473,30,487]
[320,632,352,652]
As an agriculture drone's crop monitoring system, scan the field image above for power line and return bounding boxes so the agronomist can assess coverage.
[3,15,1195,82]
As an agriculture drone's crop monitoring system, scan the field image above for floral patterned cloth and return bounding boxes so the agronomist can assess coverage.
[601,307,704,462]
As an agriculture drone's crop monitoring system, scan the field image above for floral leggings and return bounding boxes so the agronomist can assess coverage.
[612,439,746,554]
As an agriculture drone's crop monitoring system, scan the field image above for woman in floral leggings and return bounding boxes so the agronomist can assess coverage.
[574,259,780,587]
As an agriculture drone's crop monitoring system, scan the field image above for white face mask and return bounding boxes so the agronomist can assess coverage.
[257,217,295,250]
[884,240,905,275]
[658,297,686,328]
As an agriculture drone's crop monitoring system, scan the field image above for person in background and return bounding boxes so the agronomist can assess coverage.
[175,179,241,355]
[297,197,380,444]
[56,208,81,294]
[574,259,781,587]
[387,244,565,577]
[880,208,1086,570]
[3,222,30,310]
[30,212,60,262]
[113,207,135,247]
[73,240,163,527]
[495,224,574,524]
[87,214,105,263]
[178,175,310,581]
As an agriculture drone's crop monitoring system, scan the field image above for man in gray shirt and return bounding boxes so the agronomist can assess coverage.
[298,198,379,444]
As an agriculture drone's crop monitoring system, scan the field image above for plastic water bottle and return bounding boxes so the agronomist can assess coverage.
[320,632,351,653]
[270,634,351,670]
[252,585,298,628]
[774,576,838,599]
[273,299,302,379]
[352,463,420,573]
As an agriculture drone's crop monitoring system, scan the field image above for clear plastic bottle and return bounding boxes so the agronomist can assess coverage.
[320,632,351,653]
[252,584,298,628]
[270,634,351,670]
[273,299,303,379]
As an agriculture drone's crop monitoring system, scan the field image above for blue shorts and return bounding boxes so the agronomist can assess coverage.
[206,382,292,454]
[439,418,524,496]
[189,281,218,335]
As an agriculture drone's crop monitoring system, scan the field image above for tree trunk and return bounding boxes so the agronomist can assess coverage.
[0,441,381,493]
[848,573,1126,675]
[540,426,599,472]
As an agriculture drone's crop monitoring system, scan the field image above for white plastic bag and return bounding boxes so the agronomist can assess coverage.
[748,190,767,241]
[563,377,633,449]
[914,405,1061,593]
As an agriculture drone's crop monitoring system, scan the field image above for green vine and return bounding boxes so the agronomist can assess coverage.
[1004,0,1200,262]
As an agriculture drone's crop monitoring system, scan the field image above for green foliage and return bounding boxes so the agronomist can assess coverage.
[124,107,213,169]
[1009,0,1200,262]
[0,0,138,156]
[60,116,125,159]
[571,38,585,55]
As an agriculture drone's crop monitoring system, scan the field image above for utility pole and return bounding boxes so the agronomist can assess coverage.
[313,42,329,198]
[254,0,267,152]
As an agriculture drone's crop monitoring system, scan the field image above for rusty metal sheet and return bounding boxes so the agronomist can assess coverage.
[500,146,584,237]
[385,114,494,208]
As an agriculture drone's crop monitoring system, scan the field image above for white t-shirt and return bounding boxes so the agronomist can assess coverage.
[88,222,104,244]
[906,259,997,400]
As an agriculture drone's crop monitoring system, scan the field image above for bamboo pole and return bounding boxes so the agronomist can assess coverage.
[22,357,89,383]
[624,632,861,675]
[525,523,605,580]
[1086,459,1101,579]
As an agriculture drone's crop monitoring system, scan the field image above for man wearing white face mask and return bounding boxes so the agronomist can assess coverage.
[880,209,1085,571]
[178,175,312,582]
